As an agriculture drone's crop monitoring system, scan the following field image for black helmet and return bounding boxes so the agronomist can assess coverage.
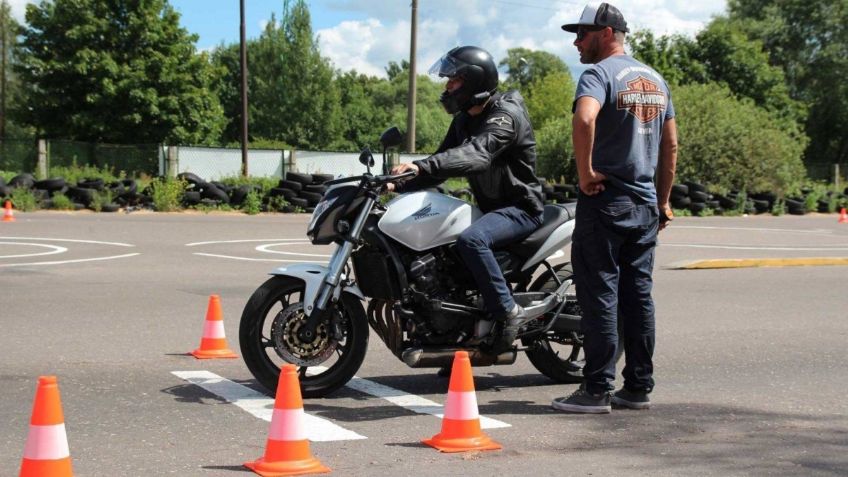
[429,46,499,114]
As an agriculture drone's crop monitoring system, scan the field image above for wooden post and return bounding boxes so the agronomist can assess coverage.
[835,164,841,191]
[37,139,47,179]
[167,146,178,178]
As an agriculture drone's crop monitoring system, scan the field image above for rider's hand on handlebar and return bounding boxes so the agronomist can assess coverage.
[383,182,396,193]
[390,163,419,177]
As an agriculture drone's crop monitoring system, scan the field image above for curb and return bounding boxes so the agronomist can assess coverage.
[666,257,848,270]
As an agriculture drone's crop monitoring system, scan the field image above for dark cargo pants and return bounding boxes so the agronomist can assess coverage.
[571,189,659,395]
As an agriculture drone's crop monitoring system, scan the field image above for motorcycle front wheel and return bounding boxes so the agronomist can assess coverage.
[239,275,368,398]
[523,263,623,383]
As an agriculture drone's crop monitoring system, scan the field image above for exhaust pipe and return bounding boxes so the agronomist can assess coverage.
[401,347,517,368]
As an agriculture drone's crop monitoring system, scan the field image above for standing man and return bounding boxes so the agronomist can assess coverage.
[551,3,678,413]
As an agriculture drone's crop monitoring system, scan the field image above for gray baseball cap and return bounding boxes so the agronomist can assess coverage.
[562,2,629,33]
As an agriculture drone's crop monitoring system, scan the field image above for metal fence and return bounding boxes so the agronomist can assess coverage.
[0,139,38,173]
[47,140,161,176]
[173,146,290,180]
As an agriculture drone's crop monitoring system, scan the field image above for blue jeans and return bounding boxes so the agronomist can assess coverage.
[572,188,659,394]
[456,206,543,317]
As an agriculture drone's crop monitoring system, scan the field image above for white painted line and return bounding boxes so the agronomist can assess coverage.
[192,252,328,263]
[0,253,141,267]
[186,239,308,247]
[0,236,135,247]
[674,226,833,235]
[662,244,848,251]
[171,371,366,442]
[0,242,67,259]
[310,367,511,429]
[255,242,332,258]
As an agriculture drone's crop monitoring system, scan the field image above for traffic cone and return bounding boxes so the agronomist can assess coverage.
[3,200,15,222]
[422,351,502,453]
[19,376,73,477]
[190,295,238,359]
[244,364,330,476]
[839,208,848,223]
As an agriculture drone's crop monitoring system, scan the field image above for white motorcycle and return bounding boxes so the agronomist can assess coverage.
[240,127,592,397]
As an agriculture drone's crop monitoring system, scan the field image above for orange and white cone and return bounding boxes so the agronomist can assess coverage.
[244,364,330,476]
[19,376,73,477]
[839,208,848,224]
[422,351,502,453]
[3,200,15,222]
[190,294,238,359]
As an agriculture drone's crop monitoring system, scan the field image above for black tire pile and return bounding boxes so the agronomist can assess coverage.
[448,178,579,205]
[0,172,146,212]
[670,181,848,216]
[178,171,335,212]
[269,172,335,213]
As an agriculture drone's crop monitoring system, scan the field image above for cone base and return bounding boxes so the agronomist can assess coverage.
[2,216,14,222]
[244,456,330,477]
[422,434,502,453]
[20,457,73,477]
[190,348,238,359]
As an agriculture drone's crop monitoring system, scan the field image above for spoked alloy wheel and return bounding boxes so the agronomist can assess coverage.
[523,263,622,383]
[239,276,368,398]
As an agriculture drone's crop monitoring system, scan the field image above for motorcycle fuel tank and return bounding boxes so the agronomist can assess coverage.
[378,191,482,251]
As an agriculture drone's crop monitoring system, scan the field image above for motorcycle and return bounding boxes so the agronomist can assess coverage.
[240,127,593,397]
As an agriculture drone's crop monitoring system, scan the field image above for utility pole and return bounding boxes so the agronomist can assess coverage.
[239,0,249,176]
[405,0,418,153]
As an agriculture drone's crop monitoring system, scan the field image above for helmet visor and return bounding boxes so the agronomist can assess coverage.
[428,53,465,78]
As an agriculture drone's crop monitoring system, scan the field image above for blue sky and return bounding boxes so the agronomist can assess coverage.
[9,1,728,78]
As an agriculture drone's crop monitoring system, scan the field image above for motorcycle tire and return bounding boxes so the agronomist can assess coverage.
[239,275,369,398]
[523,262,623,383]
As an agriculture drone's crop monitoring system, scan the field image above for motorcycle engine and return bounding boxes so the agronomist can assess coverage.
[405,251,476,340]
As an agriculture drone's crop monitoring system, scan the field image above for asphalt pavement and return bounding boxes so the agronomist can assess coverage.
[1,210,846,476]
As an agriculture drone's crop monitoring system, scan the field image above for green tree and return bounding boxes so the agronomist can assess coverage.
[674,82,807,194]
[726,0,848,166]
[16,0,225,144]
[524,72,576,181]
[248,0,341,149]
[627,31,708,86]
[0,0,25,138]
[209,42,242,144]
[499,48,568,92]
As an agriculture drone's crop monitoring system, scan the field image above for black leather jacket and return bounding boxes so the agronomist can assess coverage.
[398,90,544,216]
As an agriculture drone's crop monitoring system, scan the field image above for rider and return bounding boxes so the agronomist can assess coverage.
[388,45,545,351]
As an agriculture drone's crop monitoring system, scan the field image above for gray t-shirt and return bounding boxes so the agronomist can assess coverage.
[574,55,675,203]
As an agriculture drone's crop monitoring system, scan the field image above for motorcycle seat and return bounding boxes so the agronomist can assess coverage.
[507,203,576,259]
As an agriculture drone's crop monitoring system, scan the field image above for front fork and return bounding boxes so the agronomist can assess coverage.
[297,194,376,343]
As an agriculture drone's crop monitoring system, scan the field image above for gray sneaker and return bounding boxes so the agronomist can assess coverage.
[611,388,651,410]
[551,386,611,414]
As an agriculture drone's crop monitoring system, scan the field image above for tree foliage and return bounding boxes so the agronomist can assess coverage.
[726,0,848,164]
[15,0,225,144]
[499,48,568,92]
[674,82,807,194]
[524,71,575,181]
[0,0,28,138]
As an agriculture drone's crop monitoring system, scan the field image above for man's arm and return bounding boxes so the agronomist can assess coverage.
[572,96,606,195]
[656,118,678,230]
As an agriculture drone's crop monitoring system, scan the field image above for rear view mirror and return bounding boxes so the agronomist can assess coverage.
[379,127,403,149]
[359,147,375,167]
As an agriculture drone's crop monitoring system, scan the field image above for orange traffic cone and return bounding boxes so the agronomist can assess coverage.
[839,208,848,223]
[422,351,502,453]
[3,200,15,222]
[244,364,330,476]
[190,295,238,359]
[19,376,73,477]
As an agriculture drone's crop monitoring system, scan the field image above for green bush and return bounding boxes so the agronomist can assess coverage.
[535,117,575,182]
[90,189,114,212]
[267,195,289,212]
[674,82,808,195]
[149,178,186,212]
[49,163,122,185]
[50,193,75,210]
[242,191,262,215]
[9,187,39,211]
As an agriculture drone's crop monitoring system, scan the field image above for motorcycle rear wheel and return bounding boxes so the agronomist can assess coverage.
[239,275,368,398]
[523,263,623,383]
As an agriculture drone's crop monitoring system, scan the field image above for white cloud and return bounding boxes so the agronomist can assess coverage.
[8,0,31,21]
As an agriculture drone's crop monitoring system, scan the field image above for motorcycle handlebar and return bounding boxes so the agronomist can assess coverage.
[324,170,417,188]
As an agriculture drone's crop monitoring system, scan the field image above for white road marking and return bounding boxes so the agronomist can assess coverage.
[0,236,135,246]
[192,252,328,263]
[171,371,366,442]
[674,226,833,235]
[0,242,67,259]
[255,242,332,258]
[186,238,308,247]
[0,253,141,267]
[662,244,848,251]
[310,367,511,429]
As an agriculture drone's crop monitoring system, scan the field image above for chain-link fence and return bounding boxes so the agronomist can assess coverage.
[48,140,161,176]
[0,139,38,173]
[806,161,847,185]
[175,146,289,180]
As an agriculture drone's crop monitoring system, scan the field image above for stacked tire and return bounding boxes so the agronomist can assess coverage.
[272,172,335,213]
